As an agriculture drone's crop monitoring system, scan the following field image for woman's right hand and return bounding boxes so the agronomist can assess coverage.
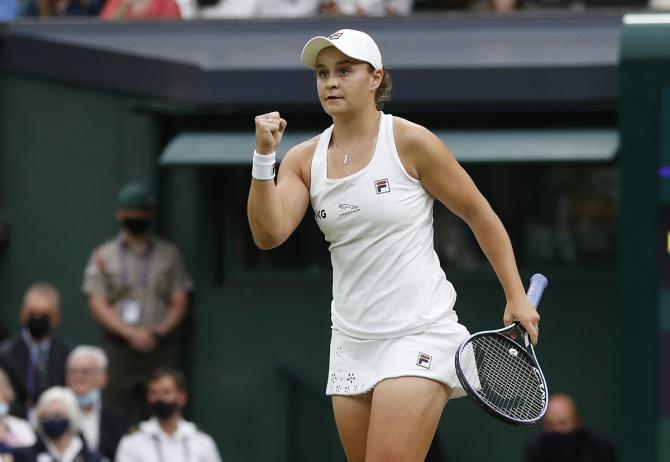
[255,111,287,154]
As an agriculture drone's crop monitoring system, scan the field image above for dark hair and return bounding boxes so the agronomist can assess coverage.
[148,368,187,392]
[370,66,392,110]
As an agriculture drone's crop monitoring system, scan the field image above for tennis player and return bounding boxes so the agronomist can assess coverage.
[247,29,540,462]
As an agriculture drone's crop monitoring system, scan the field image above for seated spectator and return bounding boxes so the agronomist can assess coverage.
[65,346,130,461]
[200,0,414,18]
[198,0,320,18]
[524,393,616,462]
[99,0,181,20]
[197,0,259,17]
[0,369,36,453]
[261,0,320,16]
[319,0,414,15]
[0,284,73,420]
[12,387,107,462]
[24,0,102,16]
[0,0,19,21]
[115,368,221,462]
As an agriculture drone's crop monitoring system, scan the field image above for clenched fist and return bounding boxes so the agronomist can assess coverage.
[255,111,287,154]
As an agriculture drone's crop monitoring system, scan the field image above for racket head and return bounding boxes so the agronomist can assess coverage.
[455,323,548,426]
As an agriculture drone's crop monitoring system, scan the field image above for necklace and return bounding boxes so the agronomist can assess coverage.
[333,114,380,165]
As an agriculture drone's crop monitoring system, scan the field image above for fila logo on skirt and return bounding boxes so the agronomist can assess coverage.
[417,352,432,369]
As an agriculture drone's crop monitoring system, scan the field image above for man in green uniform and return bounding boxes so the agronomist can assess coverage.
[81,182,193,419]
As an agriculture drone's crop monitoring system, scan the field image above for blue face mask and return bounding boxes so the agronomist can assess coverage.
[77,388,101,408]
[41,417,70,440]
[0,401,9,417]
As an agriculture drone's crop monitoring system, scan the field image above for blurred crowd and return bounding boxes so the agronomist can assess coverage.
[0,0,667,23]
[0,182,221,462]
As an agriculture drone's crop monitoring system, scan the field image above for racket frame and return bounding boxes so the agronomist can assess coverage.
[454,321,549,426]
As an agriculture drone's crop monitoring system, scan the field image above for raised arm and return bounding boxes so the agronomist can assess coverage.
[247,111,312,250]
[395,118,540,344]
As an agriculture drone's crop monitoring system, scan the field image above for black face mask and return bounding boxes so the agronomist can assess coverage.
[122,218,151,236]
[26,315,51,340]
[41,417,70,439]
[150,400,178,419]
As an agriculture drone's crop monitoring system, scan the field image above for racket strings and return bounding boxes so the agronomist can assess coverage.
[475,338,544,419]
[460,335,545,422]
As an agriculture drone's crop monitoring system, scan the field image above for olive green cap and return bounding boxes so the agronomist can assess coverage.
[116,182,155,210]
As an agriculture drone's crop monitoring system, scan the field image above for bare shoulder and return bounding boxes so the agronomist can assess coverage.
[282,135,320,165]
[392,116,448,178]
[278,135,321,188]
[393,117,442,150]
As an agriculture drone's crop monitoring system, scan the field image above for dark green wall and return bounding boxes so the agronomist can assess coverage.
[0,74,617,462]
[0,75,158,341]
[618,19,670,462]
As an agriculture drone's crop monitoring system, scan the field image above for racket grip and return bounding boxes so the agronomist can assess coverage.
[526,274,548,310]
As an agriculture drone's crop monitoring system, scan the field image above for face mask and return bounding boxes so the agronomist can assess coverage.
[150,400,178,419]
[41,417,70,439]
[26,315,51,340]
[77,388,101,408]
[0,401,8,417]
[122,218,150,236]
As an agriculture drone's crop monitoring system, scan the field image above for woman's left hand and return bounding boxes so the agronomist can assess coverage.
[503,298,540,345]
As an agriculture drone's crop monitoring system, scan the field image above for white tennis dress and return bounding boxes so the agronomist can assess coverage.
[310,112,470,397]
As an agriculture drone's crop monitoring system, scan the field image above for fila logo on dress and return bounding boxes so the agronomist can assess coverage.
[417,352,432,369]
[374,178,390,194]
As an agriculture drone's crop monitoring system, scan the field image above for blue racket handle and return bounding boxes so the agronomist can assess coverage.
[526,274,548,310]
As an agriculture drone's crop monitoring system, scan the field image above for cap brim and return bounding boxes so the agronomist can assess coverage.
[300,36,334,69]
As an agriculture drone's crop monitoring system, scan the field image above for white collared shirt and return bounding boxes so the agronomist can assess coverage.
[115,418,222,462]
[39,435,83,462]
[79,400,102,451]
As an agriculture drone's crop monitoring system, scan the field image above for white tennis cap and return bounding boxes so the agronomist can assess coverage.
[301,29,383,70]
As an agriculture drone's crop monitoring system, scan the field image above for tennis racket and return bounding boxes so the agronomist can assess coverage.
[454,273,548,426]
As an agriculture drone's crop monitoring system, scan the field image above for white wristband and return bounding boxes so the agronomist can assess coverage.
[252,151,276,180]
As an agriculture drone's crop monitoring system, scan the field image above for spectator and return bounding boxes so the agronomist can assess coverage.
[12,387,107,462]
[524,393,616,462]
[197,0,258,17]
[650,0,670,9]
[0,369,36,453]
[65,346,130,461]
[24,0,102,16]
[82,182,192,420]
[199,0,321,18]
[0,284,72,420]
[0,0,18,21]
[99,0,181,20]
[115,368,221,462]
[319,0,414,15]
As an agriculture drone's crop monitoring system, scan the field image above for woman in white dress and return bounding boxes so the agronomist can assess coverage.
[247,29,540,462]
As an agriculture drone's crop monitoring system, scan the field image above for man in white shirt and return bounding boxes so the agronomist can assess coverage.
[115,369,221,462]
[65,346,130,461]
